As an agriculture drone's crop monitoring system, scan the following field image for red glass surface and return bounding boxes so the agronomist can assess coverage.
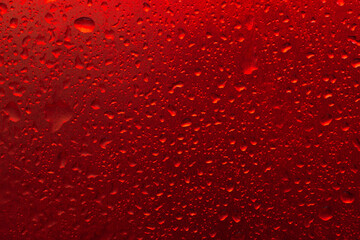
[1,0,360,239]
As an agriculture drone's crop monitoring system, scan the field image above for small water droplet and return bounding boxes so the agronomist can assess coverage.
[181,119,192,128]
[320,115,333,126]
[10,18,18,28]
[337,0,345,6]
[281,43,292,53]
[178,29,186,40]
[194,69,202,76]
[351,58,360,68]
[143,2,151,12]
[219,213,228,221]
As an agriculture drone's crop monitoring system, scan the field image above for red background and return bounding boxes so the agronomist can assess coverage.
[1,0,360,239]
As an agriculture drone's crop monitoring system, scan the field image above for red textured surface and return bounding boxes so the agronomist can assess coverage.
[1,0,360,239]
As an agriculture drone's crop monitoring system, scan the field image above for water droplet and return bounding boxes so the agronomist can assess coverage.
[3,102,21,122]
[10,18,18,28]
[353,138,360,152]
[181,119,192,128]
[351,58,360,68]
[340,191,355,204]
[178,29,186,40]
[337,0,345,6]
[320,115,333,126]
[90,100,100,110]
[243,64,258,75]
[218,213,228,221]
[281,43,292,53]
[194,69,202,76]
[143,2,151,12]
[318,206,333,221]
[45,100,73,132]
[0,3,7,15]
[74,17,95,33]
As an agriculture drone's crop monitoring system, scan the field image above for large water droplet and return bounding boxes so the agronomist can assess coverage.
[45,100,73,132]
[3,102,21,122]
[0,3,7,15]
[318,206,333,221]
[340,191,355,204]
[74,17,95,33]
